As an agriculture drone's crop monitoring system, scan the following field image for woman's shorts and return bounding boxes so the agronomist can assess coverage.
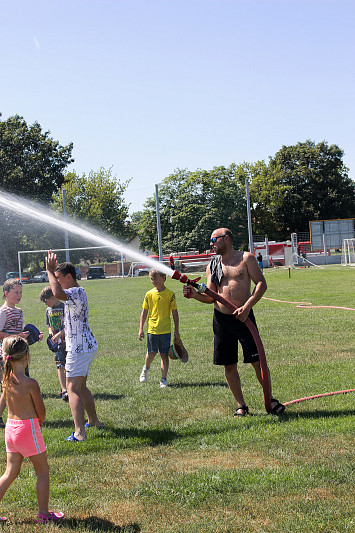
[65,350,97,378]
[213,308,260,366]
[147,333,171,355]
[5,418,46,457]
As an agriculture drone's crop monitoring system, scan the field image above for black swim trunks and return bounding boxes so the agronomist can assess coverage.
[213,308,260,365]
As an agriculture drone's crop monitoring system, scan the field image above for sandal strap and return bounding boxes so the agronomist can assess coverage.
[233,405,249,417]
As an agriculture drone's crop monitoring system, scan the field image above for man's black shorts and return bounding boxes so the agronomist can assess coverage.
[213,308,260,365]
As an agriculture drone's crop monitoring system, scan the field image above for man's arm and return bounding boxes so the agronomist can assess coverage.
[182,264,215,304]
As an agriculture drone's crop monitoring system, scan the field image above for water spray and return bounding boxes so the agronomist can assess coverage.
[0,191,173,278]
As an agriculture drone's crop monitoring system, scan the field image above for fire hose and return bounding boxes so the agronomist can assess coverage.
[170,267,272,413]
[170,264,354,412]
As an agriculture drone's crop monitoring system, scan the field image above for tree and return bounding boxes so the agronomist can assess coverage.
[0,114,74,281]
[52,168,131,263]
[136,165,248,254]
[0,114,74,202]
[249,140,355,240]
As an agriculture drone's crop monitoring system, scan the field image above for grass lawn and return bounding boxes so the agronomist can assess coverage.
[1,265,354,532]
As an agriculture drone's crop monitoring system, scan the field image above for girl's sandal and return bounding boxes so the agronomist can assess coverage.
[233,405,249,417]
[0,517,8,523]
[36,511,65,523]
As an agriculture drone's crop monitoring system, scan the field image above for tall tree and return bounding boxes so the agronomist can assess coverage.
[0,114,74,281]
[249,140,355,240]
[52,168,131,263]
[0,114,74,201]
[136,165,248,254]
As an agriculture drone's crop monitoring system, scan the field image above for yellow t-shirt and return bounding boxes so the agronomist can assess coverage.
[142,287,177,335]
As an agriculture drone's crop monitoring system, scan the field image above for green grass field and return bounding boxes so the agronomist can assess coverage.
[1,265,354,532]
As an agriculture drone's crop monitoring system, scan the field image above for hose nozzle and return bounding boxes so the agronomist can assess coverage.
[171,270,189,283]
[171,270,206,292]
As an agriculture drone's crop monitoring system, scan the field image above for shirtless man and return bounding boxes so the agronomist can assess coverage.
[183,227,285,417]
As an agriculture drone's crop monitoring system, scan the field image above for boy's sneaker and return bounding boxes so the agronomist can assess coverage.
[160,378,168,388]
[139,367,149,383]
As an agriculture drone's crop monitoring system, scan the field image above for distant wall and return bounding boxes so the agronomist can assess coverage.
[78,262,131,277]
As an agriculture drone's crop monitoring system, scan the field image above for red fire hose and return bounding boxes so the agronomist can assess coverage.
[283,390,355,406]
[170,265,354,412]
[170,268,272,413]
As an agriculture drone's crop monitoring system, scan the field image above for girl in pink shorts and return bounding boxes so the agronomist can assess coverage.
[0,336,64,524]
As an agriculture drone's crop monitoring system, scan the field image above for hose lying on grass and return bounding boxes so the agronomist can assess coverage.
[263,297,354,406]
[262,297,355,311]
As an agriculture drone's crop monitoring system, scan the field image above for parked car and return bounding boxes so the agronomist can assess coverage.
[5,271,32,284]
[32,271,49,283]
[75,267,82,280]
[131,264,150,276]
[86,266,105,279]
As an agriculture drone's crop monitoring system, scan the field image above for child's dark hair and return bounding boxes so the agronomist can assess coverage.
[2,336,29,397]
[2,279,22,299]
[55,262,76,280]
[39,286,54,303]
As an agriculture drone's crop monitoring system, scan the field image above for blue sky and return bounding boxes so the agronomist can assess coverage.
[1,0,354,214]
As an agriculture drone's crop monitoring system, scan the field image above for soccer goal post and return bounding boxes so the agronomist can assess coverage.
[341,239,355,266]
[17,245,126,281]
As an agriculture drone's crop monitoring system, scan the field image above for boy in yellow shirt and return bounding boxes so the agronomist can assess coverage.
[138,269,180,388]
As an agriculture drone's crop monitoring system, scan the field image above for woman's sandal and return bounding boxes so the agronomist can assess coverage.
[36,511,65,523]
[233,405,249,417]
[270,398,286,415]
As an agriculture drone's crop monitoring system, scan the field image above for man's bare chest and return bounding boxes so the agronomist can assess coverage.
[222,263,247,282]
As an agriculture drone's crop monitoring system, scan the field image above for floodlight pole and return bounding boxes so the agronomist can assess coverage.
[245,178,254,255]
[265,236,270,268]
[18,253,22,283]
[323,222,328,265]
[155,184,163,261]
[62,189,70,262]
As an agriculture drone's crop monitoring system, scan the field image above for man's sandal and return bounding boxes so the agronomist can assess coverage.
[233,405,249,417]
[270,398,286,415]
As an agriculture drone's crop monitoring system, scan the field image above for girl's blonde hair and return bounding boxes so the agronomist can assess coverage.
[2,336,29,397]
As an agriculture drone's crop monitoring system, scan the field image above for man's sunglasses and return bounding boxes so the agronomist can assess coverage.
[210,235,227,244]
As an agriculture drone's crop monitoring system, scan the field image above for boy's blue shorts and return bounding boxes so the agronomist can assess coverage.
[147,333,171,355]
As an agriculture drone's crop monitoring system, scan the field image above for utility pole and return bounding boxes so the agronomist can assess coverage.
[155,184,163,261]
[245,178,254,255]
[62,189,70,262]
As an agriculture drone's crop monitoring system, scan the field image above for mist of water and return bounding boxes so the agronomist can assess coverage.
[0,191,173,277]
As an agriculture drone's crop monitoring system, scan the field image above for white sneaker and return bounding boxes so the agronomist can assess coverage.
[139,367,149,383]
[160,378,168,388]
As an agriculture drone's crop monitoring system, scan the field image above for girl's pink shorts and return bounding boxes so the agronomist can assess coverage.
[5,418,46,457]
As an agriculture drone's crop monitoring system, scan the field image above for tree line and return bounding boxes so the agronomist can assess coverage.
[1,113,354,280]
